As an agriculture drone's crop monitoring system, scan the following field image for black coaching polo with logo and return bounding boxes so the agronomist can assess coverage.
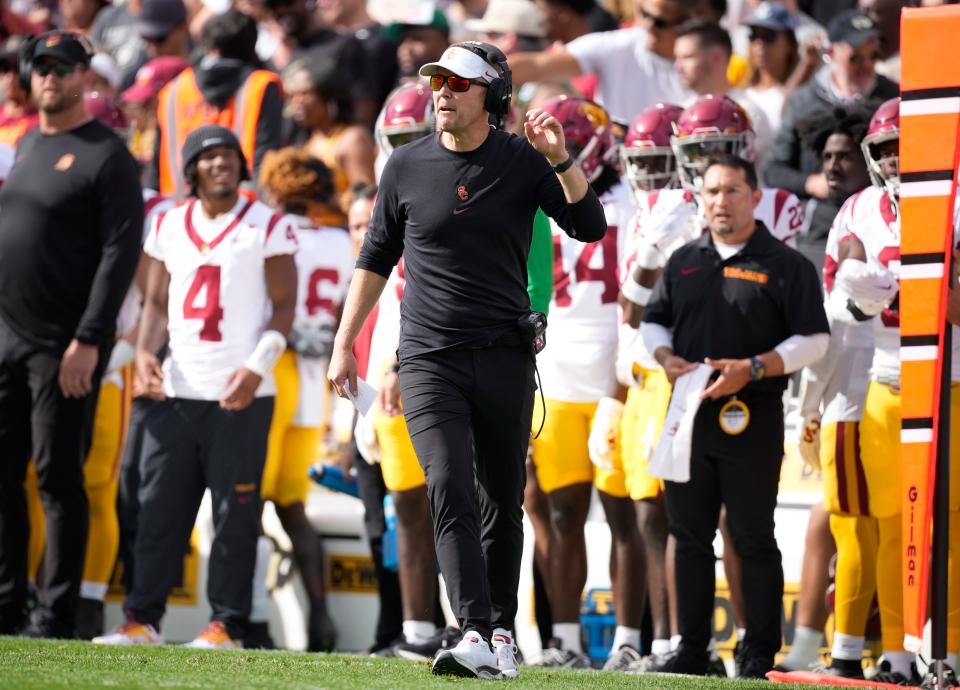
[642,221,829,394]
[357,129,607,359]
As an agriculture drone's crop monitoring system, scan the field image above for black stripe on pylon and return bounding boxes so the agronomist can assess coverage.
[902,417,934,429]
[901,86,960,100]
[901,252,946,264]
[902,334,940,346]
[901,170,955,183]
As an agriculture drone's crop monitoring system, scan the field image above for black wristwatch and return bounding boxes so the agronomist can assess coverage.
[552,156,574,174]
[749,356,766,382]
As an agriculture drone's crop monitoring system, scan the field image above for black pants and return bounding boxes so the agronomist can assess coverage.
[399,346,535,640]
[0,316,106,631]
[664,390,785,661]
[116,396,158,592]
[352,443,403,648]
[124,397,273,639]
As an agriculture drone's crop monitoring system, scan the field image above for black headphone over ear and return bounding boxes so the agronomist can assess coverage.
[17,30,93,95]
[453,41,513,129]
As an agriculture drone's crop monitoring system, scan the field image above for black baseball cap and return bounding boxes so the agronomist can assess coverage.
[137,0,188,40]
[181,125,251,180]
[828,10,881,48]
[31,30,92,67]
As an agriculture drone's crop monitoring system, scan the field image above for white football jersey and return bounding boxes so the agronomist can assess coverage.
[798,188,877,424]
[144,197,298,400]
[844,186,900,385]
[290,217,354,426]
[539,182,633,402]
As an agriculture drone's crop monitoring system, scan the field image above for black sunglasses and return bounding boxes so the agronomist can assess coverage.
[748,27,779,44]
[0,60,16,74]
[640,8,679,31]
[33,61,77,78]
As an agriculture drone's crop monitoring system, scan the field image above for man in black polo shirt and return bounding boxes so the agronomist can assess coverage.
[328,42,605,679]
[641,154,829,678]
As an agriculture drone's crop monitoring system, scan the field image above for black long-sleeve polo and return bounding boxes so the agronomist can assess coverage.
[0,120,144,351]
[357,129,606,358]
[642,221,829,394]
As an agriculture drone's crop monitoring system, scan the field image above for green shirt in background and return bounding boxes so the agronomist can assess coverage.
[526,208,553,315]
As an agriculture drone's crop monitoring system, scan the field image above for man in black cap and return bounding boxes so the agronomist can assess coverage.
[91,0,190,91]
[764,9,898,270]
[94,125,297,649]
[0,30,144,638]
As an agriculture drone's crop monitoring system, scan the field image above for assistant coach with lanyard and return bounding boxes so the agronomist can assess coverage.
[640,154,829,679]
[328,42,605,680]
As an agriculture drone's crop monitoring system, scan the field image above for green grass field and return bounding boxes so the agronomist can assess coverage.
[0,637,832,689]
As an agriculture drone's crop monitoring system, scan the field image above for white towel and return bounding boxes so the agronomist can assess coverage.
[649,363,714,483]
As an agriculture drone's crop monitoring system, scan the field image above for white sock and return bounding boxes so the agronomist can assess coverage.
[708,637,720,660]
[652,639,671,656]
[948,652,957,669]
[492,627,513,643]
[403,620,436,644]
[80,581,107,601]
[610,625,641,653]
[670,634,682,651]
[736,627,746,642]
[780,626,823,670]
[883,650,915,677]
[249,536,272,623]
[831,632,865,661]
[552,622,582,654]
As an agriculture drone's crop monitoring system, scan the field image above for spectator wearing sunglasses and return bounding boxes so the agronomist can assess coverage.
[0,35,39,148]
[741,3,799,140]
[508,0,695,123]
[763,9,897,271]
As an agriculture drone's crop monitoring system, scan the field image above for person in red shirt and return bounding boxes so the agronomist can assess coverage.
[0,36,40,148]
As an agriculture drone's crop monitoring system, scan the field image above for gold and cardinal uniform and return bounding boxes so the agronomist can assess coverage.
[261,218,354,507]
[366,260,424,493]
[616,185,804,501]
[824,185,904,653]
[531,182,633,497]
[26,191,175,600]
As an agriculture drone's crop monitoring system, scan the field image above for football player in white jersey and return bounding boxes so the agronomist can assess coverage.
[95,126,298,649]
[529,95,645,672]
[256,148,354,651]
[819,98,918,684]
[616,102,688,668]
[779,104,875,674]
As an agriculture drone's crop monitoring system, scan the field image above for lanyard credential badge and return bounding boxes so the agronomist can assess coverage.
[719,396,750,435]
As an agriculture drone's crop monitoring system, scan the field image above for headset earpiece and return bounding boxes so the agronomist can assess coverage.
[17,35,38,95]
[453,41,513,127]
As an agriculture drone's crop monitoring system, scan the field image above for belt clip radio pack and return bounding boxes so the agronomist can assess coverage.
[517,311,547,354]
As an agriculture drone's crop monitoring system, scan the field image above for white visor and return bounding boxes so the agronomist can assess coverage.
[419,45,499,82]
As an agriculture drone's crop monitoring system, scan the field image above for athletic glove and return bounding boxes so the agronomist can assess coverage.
[798,414,821,470]
[835,260,898,317]
[588,397,625,470]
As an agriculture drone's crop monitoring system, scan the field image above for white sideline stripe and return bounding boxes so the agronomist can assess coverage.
[900,180,954,198]
[901,428,934,444]
[901,97,960,116]
[901,345,940,361]
[900,263,945,279]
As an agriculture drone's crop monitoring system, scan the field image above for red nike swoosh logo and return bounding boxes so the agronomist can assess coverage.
[453,207,468,215]
[680,266,702,276]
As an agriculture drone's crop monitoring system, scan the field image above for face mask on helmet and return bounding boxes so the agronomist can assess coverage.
[620,103,684,201]
[376,82,436,158]
[672,133,753,191]
[861,97,900,204]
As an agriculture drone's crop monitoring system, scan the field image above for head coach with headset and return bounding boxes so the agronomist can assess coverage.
[328,41,605,679]
[0,31,143,638]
